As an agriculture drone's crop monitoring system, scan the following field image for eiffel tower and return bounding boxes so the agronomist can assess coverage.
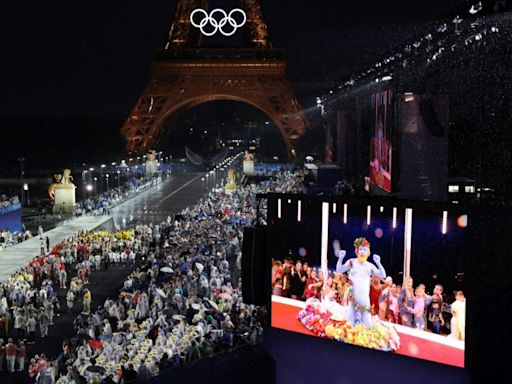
[121,0,307,155]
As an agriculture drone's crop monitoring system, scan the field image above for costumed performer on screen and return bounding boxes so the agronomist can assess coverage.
[333,237,387,328]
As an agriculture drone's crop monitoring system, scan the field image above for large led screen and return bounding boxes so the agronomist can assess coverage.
[270,199,467,368]
[369,91,393,192]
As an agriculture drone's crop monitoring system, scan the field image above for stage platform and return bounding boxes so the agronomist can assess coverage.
[271,295,464,368]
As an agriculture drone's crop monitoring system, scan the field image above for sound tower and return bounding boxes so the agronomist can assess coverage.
[241,226,269,306]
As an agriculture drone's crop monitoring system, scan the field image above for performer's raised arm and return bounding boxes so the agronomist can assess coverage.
[371,254,386,279]
[333,240,350,273]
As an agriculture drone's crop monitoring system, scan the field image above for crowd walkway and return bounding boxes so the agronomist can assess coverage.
[0,215,112,283]
[0,178,173,283]
[0,259,139,383]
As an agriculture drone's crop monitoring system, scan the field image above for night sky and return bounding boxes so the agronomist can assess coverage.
[0,0,509,180]
[0,0,463,118]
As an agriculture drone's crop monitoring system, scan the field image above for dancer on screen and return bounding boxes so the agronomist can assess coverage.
[333,237,387,328]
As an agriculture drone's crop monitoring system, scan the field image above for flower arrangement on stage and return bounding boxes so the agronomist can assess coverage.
[297,301,400,352]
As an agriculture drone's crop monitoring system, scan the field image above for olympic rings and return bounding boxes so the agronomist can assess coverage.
[190,8,247,37]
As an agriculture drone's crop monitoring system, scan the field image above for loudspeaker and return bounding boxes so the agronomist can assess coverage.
[241,226,269,306]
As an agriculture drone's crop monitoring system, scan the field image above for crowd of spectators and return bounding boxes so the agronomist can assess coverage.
[0,228,33,252]
[272,261,466,340]
[0,169,303,383]
[0,176,163,254]
[74,176,163,217]
[0,195,26,252]
[0,195,20,210]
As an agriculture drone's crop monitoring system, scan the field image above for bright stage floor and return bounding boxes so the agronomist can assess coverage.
[271,295,464,368]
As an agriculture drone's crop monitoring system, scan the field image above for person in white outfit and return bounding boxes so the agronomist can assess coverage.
[120,250,127,265]
[94,254,102,271]
[59,268,67,289]
[128,250,136,265]
[450,291,466,341]
[66,290,75,313]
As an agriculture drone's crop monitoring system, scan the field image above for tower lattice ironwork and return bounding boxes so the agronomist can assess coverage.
[121,0,307,154]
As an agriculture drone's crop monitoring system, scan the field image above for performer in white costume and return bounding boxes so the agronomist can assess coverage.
[333,237,387,328]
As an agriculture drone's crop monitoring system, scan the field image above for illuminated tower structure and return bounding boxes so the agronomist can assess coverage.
[121,0,307,155]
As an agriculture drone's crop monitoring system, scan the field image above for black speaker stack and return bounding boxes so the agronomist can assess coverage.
[241,226,270,306]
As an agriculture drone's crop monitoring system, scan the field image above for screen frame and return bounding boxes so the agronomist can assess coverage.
[257,193,478,369]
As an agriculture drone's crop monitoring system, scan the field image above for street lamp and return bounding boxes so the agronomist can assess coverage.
[117,170,121,189]
[94,177,98,191]
[23,183,30,206]
[127,158,133,176]
[99,164,106,191]
[86,184,93,192]
[88,167,95,183]
[105,174,110,192]
[82,170,88,197]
